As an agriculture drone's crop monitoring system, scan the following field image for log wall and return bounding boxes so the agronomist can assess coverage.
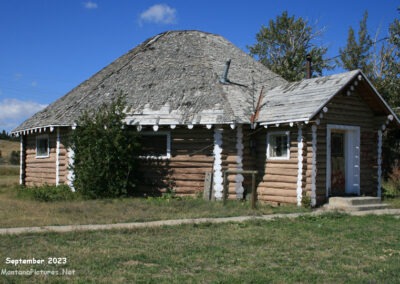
[314,90,382,204]
[138,127,214,197]
[24,128,69,186]
[254,127,304,205]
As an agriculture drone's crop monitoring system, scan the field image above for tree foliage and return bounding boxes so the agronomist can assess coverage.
[248,11,333,81]
[69,94,141,199]
[338,10,400,108]
[338,11,373,76]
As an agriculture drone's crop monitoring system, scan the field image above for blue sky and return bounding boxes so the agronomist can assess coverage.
[0,0,398,132]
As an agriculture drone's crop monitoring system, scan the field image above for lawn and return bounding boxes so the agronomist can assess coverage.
[0,214,399,283]
[0,172,308,228]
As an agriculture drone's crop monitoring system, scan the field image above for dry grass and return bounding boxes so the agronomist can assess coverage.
[0,139,19,164]
[0,182,308,228]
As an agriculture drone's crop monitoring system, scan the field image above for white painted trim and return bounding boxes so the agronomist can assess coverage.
[139,131,171,159]
[296,125,303,206]
[55,128,60,186]
[326,124,360,197]
[377,130,382,197]
[311,125,317,207]
[19,136,24,185]
[235,125,244,199]
[67,147,75,192]
[213,128,223,200]
[266,131,290,160]
[36,134,50,158]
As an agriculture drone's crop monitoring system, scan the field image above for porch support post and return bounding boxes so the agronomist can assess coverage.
[213,128,223,200]
[19,135,25,186]
[235,125,244,199]
[55,127,60,186]
[377,130,383,197]
[311,125,317,207]
[296,125,304,206]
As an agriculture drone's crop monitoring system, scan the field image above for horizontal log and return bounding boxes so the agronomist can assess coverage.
[174,180,204,187]
[258,195,297,204]
[26,167,56,174]
[263,174,298,183]
[264,168,298,176]
[258,187,297,197]
[169,161,213,170]
[172,168,211,174]
[26,158,57,164]
[258,181,296,190]
[171,155,213,162]
[173,173,205,181]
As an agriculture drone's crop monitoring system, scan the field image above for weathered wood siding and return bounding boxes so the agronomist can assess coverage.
[24,129,69,186]
[214,125,256,200]
[254,127,303,205]
[139,127,214,196]
[314,90,381,204]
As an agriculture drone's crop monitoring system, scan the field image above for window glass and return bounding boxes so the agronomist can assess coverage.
[140,132,170,158]
[36,135,49,157]
[268,132,289,159]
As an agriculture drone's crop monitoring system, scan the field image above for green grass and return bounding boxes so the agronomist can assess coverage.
[0,214,399,283]
[0,183,309,228]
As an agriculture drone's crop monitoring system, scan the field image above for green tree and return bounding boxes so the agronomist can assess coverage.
[248,11,333,81]
[338,11,373,76]
[338,10,399,107]
[69,94,141,199]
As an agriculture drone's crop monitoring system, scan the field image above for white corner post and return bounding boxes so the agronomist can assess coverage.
[235,125,244,199]
[296,125,303,206]
[67,147,75,192]
[311,125,317,207]
[213,128,223,200]
[377,130,383,198]
[19,135,25,185]
[55,127,60,186]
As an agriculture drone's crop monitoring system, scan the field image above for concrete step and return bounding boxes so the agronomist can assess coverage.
[324,197,390,212]
[328,197,382,207]
[324,203,390,212]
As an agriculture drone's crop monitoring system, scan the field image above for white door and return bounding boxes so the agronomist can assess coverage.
[327,125,360,197]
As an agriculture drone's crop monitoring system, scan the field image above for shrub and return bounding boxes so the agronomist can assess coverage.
[22,185,79,202]
[383,162,400,198]
[10,150,20,165]
[68,94,141,199]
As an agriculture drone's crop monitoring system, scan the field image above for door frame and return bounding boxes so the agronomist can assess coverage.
[326,124,360,197]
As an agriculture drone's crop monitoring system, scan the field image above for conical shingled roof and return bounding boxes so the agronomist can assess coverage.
[13,30,287,132]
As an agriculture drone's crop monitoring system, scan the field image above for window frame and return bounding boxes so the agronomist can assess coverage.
[266,131,290,160]
[139,131,171,159]
[36,134,50,158]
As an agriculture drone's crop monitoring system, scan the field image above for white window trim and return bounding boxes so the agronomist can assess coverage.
[267,131,290,160]
[139,131,171,160]
[36,134,50,158]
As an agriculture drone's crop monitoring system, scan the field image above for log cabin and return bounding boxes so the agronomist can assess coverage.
[12,30,399,206]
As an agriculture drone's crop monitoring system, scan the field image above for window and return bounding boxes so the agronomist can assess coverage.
[140,131,171,159]
[36,135,49,158]
[267,131,290,160]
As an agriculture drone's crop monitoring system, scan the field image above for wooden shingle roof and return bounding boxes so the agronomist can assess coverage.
[13,30,286,132]
[257,70,400,126]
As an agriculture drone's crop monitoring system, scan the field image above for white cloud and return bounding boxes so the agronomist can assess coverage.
[139,4,177,25]
[84,1,98,9]
[0,99,47,132]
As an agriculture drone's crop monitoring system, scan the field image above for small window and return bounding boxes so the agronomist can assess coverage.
[140,132,171,159]
[36,135,49,158]
[267,131,290,160]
